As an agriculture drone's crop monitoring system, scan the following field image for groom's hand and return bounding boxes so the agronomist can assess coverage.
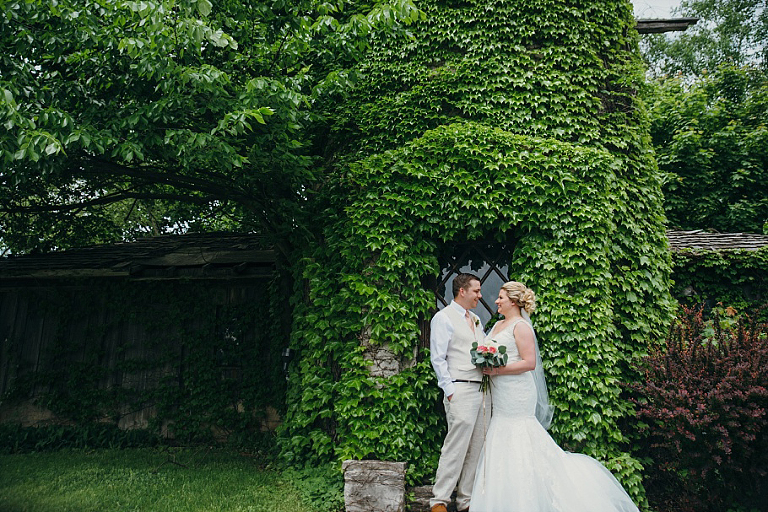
[447,394,453,401]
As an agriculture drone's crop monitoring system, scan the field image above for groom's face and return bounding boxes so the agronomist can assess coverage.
[461,279,482,309]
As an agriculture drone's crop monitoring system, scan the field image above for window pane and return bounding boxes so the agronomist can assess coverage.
[438,263,507,328]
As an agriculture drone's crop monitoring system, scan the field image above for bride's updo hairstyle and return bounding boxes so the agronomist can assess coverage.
[501,281,536,313]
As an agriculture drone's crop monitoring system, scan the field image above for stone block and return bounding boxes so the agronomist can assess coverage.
[406,485,433,511]
[343,460,406,512]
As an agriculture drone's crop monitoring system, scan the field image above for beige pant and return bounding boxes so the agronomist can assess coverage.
[430,383,489,511]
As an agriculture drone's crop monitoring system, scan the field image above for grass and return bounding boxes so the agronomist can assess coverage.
[0,447,315,512]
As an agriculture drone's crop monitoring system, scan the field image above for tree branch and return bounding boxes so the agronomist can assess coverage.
[0,190,217,214]
[85,158,254,204]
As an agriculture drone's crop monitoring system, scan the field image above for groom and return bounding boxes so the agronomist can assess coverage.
[429,273,486,512]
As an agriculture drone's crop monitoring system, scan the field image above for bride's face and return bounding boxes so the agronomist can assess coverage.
[495,290,514,316]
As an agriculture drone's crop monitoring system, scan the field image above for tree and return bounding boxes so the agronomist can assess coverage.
[638,0,768,232]
[0,0,422,253]
[640,0,767,77]
[648,64,768,233]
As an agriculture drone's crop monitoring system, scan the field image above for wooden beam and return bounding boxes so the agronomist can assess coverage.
[636,17,699,34]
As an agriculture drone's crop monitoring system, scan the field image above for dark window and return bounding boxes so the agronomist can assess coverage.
[421,239,516,349]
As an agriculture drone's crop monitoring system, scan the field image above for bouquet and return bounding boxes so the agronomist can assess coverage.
[470,340,508,393]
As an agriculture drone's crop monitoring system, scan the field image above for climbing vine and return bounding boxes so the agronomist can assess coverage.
[3,276,287,446]
[671,248,768,320]
[280,0,673,505]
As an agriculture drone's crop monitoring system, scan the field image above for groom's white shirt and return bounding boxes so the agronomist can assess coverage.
[430,300,481,398]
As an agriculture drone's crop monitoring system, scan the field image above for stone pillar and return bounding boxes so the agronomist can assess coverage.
[359,325,416,378]
[343,460,406,512]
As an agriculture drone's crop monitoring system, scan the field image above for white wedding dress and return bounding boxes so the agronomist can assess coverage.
[469,320,639,512]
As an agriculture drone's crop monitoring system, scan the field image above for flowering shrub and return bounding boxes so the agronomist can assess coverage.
[628,305,768,512]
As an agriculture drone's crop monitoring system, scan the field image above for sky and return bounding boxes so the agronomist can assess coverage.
[632,0,683,19]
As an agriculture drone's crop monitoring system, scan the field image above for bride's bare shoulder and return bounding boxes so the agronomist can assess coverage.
[512,319,534,338]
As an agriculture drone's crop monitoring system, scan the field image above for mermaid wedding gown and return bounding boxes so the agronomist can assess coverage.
[469,320,639,512]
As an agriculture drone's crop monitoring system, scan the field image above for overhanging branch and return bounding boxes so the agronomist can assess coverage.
[0,190,217,214]
[86,158,254,204]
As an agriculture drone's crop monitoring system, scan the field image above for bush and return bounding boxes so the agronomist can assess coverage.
[225,429,280,459]
[0,423,161,454]
[628,305,768,512]
[670,248,768,324]
[281,463,344,512]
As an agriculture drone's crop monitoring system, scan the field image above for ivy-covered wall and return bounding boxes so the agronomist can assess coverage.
[281,0,674,502]
[1,277,287,444]
[671,248,768,320]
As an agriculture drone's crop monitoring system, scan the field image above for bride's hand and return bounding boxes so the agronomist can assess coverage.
[482,367,499,376]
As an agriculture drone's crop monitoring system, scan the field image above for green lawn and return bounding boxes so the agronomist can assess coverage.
[0,448,315,512]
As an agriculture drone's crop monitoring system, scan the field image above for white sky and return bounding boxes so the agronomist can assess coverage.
[632,0,683,18]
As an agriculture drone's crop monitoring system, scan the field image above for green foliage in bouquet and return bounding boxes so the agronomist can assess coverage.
[470,341,508,367]
[279,0,673,504]
[471,340,508,393]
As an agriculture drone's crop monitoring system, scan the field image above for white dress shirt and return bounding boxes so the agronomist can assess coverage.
[430,300,480,398]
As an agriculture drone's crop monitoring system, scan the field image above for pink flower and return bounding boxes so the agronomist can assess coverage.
[488,346,497,354]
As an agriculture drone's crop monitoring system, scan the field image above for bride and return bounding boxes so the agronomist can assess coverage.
[469,281,639,512]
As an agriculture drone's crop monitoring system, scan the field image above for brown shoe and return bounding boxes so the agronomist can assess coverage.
[430,505,448,512]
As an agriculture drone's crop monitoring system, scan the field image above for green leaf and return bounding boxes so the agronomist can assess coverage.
[197,0,212,17]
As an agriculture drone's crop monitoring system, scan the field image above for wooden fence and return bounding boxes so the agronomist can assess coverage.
[0,276,280,432]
